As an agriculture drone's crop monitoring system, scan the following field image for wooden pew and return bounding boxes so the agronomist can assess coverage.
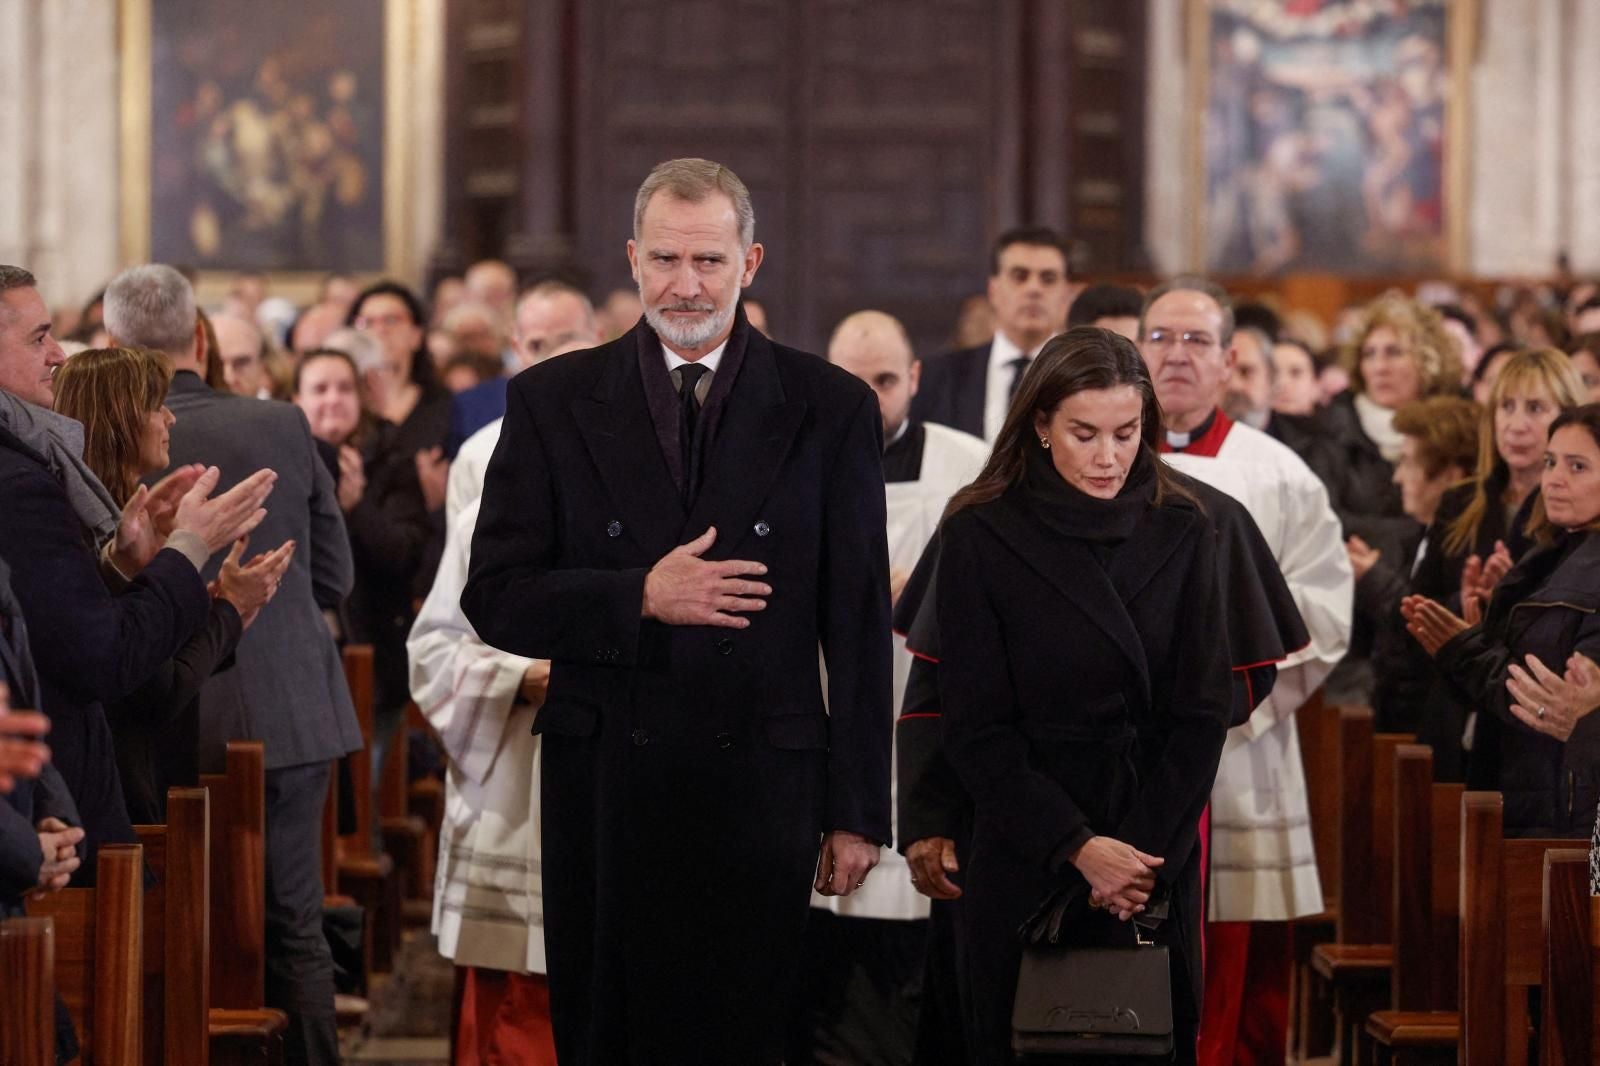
[337,643,401,974]
[377,701,432,911]
[0,916,54,1066]
[199,740,289,1062]
[135,787,212,1066]
[1308,707,1409,1064]
[1362,745,1464,1065]
[23,843,144,1065]
[1290,688,1341,1059]
[1538,849,1591,1066]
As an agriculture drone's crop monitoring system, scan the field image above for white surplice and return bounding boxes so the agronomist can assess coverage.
[409,420,548,973]
[1164,417,1353,922]
[812,421,990,922]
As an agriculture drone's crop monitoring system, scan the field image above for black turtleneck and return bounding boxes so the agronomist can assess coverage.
[1020,443,1156,554]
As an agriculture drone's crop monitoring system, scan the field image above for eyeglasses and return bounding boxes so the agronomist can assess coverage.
[1145,328,1218,352]
[355,312,410,330]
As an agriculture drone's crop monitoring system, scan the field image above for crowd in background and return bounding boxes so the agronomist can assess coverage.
[5,232,1600,1066]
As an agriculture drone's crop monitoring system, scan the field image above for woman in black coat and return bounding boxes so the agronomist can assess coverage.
[54,347,292,823]
[935,328,1232,1064]
[1405,404,1600,837]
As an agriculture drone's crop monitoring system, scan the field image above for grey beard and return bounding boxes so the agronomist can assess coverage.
[643,292,739,351]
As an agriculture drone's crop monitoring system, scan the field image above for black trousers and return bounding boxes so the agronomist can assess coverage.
[264,761,340,1066]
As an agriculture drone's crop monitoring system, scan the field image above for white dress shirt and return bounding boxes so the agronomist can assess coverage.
[662,339,728,404]
[983,332,1044,442]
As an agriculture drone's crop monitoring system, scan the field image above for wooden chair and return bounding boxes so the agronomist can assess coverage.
[336,644,401,974]
[0,916,55,1066]
[1537,848,1591,1066]
[1289,688,1341,1060]
[200,740,289,1062]
[22,843,144,1065]
[1308,707,1409,1064]
[1362,745,1463,1065]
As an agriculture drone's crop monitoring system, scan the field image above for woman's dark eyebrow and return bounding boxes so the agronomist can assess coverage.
[1066,418,1140,432]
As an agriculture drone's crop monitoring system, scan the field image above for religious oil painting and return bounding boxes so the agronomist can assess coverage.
[147,0,387,271]
[1201,0,1456,276]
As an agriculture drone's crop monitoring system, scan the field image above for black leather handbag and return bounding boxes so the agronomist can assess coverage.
[1010,886,1175,1059]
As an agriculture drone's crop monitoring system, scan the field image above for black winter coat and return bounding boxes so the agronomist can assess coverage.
[461,311,892,1066]
[1437,529,1600,836]
[934,483,1231,1063]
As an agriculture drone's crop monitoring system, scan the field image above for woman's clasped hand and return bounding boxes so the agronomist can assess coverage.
[1069,835,1165,921]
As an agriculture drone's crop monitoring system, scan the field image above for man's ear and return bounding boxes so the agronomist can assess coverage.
[740,242,765,287]
[907,358,922,398]
[192,319,208,376]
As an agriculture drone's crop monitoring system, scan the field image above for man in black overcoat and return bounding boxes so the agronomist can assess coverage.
[461,158,893,1066]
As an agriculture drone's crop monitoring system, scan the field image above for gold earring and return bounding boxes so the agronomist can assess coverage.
[1039,436,1050,449]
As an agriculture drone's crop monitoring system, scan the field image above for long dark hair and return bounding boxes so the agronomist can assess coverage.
[944,326,1196,518]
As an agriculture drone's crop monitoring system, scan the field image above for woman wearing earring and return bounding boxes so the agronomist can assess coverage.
[936,327,1232,1063]
[54,346,294,822]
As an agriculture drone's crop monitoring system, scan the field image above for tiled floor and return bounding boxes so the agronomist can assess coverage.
[339,930,454,1065]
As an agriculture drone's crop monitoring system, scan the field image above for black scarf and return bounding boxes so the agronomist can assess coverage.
[1020,442,1156,545]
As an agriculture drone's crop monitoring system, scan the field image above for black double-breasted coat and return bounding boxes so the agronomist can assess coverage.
[461,312,893,1065]
[934,484,1232,1063]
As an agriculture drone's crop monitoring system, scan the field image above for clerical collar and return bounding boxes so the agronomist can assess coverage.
[662,338,728,375]
[883,418,911,452]
[1165,408,1219,452]
[881,421,926,484]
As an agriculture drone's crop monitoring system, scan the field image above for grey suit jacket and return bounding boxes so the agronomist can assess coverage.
[160,371,362,770]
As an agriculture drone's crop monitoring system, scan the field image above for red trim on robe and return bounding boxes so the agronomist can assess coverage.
[906,646,941,664]
[896,712,941,722]
[1159,408,1235,458]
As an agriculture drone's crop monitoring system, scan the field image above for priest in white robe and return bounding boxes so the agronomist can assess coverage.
[1140,278,1353,1066]
[406,320,596,1065]
[785,311,988,1064]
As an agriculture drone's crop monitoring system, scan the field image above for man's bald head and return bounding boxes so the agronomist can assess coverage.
[513,282,600,368]
[828,310,920,441]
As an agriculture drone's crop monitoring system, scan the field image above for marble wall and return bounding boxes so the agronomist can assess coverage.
[1144,0,1600,278]
[0,0,444,310]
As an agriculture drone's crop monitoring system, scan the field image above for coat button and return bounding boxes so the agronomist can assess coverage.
[606,520,623,538]
[753,520,771,537]
[631,729,649,747]
[716,731,735,750]
[716,637,734,656]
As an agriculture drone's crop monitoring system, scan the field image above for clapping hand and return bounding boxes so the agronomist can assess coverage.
[1346,535,1381,581]
[1401,595,1472,657]
[0,682,50,794]
[112,463,207,574]
[415,446,449,514]
[172,466,277,553]
[1460,540,1512,623]
[1506,652,1600,741]
[214,537,296,629]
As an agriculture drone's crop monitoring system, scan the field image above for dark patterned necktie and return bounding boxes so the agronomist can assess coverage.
[1007,355,1031,400]
[675,363,711,500]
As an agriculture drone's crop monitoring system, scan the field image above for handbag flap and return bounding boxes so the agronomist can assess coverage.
[1012,944,1174,1039]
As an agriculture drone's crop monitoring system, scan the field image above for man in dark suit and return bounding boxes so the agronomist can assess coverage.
[911,226,1073,441]
[462,158,893,1066]
[443,280,599,456]
[105,264,362,1066]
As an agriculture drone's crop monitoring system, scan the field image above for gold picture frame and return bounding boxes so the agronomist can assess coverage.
[116,0,427,300]
[1185,0,1477,276]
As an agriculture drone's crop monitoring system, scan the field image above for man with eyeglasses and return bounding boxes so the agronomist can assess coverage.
[1139,276,1353,1066]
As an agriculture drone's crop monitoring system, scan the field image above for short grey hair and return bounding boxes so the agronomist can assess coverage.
[633,158,755,249]
[104,264,197,355]
[1235,325,1276,378]
[0,265,37,296]
[0,265,37,325]
[1139,274,1236,345]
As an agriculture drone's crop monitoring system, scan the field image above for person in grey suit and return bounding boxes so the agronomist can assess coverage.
[105,264,362,1066]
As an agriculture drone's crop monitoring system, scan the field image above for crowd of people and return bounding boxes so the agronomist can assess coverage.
[2,153,1600,1066]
